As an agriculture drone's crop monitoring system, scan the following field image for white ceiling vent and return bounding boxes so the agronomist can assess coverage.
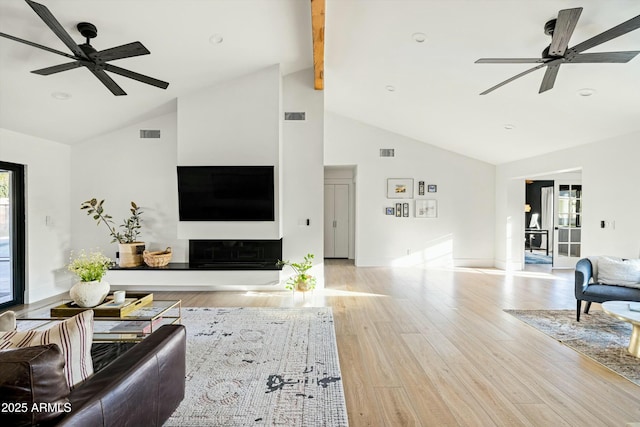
[380,148,395,157]
[284,112,306,121]
[140,129,161,139]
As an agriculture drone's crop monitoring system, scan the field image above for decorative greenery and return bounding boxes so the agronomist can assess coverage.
[68,250,114,282]
[276,253,317,291]
[80,198,143,244]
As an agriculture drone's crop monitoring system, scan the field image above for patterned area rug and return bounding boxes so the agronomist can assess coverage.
[505,309,639,386]
[165,307,348,426]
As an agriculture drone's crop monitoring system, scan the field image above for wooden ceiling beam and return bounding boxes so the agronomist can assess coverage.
[311,0,325,90]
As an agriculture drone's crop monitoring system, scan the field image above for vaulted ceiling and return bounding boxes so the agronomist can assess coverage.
[1,0,639,164]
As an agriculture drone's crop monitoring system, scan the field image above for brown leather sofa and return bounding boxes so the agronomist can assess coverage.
[1,324,186,427]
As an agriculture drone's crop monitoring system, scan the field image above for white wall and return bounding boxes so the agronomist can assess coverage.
[496,130,640,268]
[71,112,181,259]
[177,65,282,240]
[281,69,325,284]
[0,128,71,302]
[324,113,495,267]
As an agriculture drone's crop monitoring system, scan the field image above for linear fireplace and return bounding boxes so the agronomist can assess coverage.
[189,239,283,270]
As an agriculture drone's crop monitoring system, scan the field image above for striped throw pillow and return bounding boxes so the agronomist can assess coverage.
[0,310,94,387]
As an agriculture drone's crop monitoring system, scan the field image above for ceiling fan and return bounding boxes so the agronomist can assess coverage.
[0,0,169,96]
[475,8,640,94]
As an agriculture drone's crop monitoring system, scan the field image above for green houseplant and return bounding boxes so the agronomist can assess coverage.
[67,250,114,307]
[276,253,317,292]
[80,198,145,267]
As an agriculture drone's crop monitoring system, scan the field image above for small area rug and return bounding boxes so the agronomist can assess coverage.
[505,309,639,386]
[524,252,552,264]
[165,307,348,426]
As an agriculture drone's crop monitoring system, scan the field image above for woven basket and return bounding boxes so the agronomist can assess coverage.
[143,247,172,267]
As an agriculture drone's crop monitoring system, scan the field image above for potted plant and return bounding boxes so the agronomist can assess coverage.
[80,198,145,267]
[276,253,317,292]
[67,250,114,307]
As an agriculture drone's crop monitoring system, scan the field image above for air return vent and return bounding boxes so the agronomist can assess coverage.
[284,112,306,121]
[379,149,395,157]
[140,129,161,138]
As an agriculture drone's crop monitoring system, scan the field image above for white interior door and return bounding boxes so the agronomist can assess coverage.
[324,184,349,258]
[553,180,582,268]
[324,185,335,258]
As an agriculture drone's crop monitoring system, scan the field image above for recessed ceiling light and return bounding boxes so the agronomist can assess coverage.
[412,32,427,43]
[209,34,224,44]
[577,88,596,97]
[504,124,515,130]
[385,85,396,92]
[51,92,71,100]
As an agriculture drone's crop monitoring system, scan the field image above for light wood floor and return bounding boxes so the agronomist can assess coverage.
[14,260,640,426]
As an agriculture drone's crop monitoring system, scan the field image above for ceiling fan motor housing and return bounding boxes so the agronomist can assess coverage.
[77,22,97,39]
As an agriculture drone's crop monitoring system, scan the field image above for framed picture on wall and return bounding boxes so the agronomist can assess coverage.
[395,203,402,217]
[425,199,437,218]
[415,200,428,218]
[427,184,437,193]
[402,203,409,217]
[387,178,414,199]
[385,207,395,215]
[418,181,425,196]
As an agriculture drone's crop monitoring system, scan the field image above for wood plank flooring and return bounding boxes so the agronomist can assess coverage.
[12,260,640,426]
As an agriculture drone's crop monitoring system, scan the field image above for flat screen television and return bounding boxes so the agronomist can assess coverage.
[177,166,275,221]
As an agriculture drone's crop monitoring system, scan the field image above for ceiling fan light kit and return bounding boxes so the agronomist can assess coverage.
[476,7,640,94]
[0,0,169,96]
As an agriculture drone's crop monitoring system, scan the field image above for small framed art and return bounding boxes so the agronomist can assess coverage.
[385,207,395,215]
[418,181,425,196]
[427,184,437,193]
[416,199,437,218]
[402,203,409,217]
[395,203,402,217]
[387,178,414,199]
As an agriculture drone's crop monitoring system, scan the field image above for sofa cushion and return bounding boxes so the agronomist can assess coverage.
[597,257,640,288]
[0,344,71,427]
[0,311,16,332]
[0,310,94,387]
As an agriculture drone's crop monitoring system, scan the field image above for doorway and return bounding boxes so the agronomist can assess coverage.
[324,166,356,259]
[524,180,554,265]
[0,161,25,308]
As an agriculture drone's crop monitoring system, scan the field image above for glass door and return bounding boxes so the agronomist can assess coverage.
[553,181,582,268]
[0,161,25,308]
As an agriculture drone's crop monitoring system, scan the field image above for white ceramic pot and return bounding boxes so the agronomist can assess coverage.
[70,280,110,308]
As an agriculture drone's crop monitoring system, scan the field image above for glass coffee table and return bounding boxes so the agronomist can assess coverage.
[602,300,640,358]
[16,298,181,342]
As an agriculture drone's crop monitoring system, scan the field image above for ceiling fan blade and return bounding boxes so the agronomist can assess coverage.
[571,14,640,54]
[104,64,169,89]
[0,32,77,59]
[25,0,88,59]
[539,64,560,93]
[475,58,547,64]
[569,51,640,63]
[89,69,127,96]
[31,61,82,75]
[549,8,582,56]
[479,63,548,95]
[95,41,150,62]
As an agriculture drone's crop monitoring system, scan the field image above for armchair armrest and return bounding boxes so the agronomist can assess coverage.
[575,258,593,298]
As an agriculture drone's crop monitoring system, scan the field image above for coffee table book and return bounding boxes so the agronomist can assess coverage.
[51,292,153,317]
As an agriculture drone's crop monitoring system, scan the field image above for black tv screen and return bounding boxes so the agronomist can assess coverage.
[177,166,275,221]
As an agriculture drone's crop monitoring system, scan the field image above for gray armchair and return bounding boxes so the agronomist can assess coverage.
[575,258,640,321]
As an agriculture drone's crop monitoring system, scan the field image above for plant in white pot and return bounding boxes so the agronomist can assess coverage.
[80,198,145,267]
[68,250,114,307]
[276,253,317,292]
